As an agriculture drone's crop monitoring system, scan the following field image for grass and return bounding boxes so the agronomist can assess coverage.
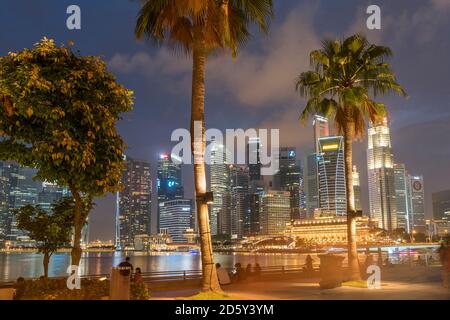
[178,291,241,300]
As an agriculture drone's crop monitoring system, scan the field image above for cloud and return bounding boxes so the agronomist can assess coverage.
[109,4,321,109]
[206,4,320,108]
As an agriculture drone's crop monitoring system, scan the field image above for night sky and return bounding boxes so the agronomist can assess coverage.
[1,0,450,241]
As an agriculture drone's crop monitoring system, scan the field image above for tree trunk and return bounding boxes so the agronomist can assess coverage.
[69,185,83,267]
[43,251,50,278]
[191,28,222,293]
[342,110,361,281]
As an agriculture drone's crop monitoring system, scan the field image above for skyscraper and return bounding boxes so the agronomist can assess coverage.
[247,137,261,181]
[394,163,410,231]
[157,153,184,231]
[317,136,347,216]
[4,163,40,240]
[277,147,301,220]
[0,162,10,239]
[117,156,152,249]
[407,175,425,233]
[352,165,362,212]
[38,182,70,213]
[304,115,330,218]
[230,165,250,239]
[432,189,450,222]
[159,199,193,243]
[367,120,397,232]
[260,191,291,235]
[209,142,231,236]
[313,115,330,153]
[304,153,319,218]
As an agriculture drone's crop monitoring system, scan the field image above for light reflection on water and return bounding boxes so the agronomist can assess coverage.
[0,245,439,283]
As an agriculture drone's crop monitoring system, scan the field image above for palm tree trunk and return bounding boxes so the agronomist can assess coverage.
[342,113,361,281]
[69,185,83,267]
[43,251,50,278]
[191,28,221,293]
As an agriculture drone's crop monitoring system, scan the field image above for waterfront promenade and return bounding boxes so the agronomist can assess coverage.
[150,264,450,300]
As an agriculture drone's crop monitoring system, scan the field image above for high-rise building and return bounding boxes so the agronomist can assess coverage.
[0,162,10,239]
[260,191,291,235]
[159,199,193,243]
[352,166,362,212]
[247,137,262,181]
[407,175,425,233]
[432,189,450,222]
[6,164,40,240]
[367,119,397,232]
[157,153,184,231]
[117,156,152,249]
[209,142,231,236]
[230,165,250,239]
[313,115,330,154]
[317,136,347,216]
[304,153,319,218]
[277,147,301,220]
[38,182,70,213]
[394,163,410,231]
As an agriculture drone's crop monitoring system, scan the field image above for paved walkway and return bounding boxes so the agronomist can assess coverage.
[150,265,450,300]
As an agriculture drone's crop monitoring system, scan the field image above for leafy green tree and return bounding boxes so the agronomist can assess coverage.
[0,38,133,266]
[296,34,406,280]
[14,198,78,278]
[135,0,273,293]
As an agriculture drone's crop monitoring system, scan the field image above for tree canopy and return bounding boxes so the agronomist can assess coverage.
[0,38,133,196]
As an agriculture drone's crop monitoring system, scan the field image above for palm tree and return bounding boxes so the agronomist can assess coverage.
[296,34,406,281]
[135,0,273,292]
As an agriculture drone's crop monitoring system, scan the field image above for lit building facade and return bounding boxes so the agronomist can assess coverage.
[394,163,409,231]
[209,142,231,236]
[157,153,184,231]
[159,199,193,243]
[260,191,291,235]
[407,175,426,234]
[367,120,397,232]
[117,156,152,249]
[313,115,330,154]
[230,165,250,239]
[317,136,347,216]
[352,165,362,212]
[304,153,319,218]
[432,189,450,222]
[284,216,373,245]
[277,147,301,220]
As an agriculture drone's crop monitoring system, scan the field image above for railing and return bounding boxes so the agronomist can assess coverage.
[0,264,312,287]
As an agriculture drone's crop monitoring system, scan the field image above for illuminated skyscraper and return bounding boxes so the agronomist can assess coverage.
[159,199,193,243]
[209,142,231,236]
[304,115,330,218]
[38,182,70,213]
[394,163,409,231]
[432,189,450,222]
[0,162,10,239]
[277,147,301,220]
[352,165,362,212]
[260,191,291,235]
[230,165,249,239]
[407,175,425,234]
[304,153,319,217]
[313,115,330,153]
[117,156,152,249]
[247,137,261,181]
[317,136,347,216]
[367,120,397,232]
[157,153,184,231]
